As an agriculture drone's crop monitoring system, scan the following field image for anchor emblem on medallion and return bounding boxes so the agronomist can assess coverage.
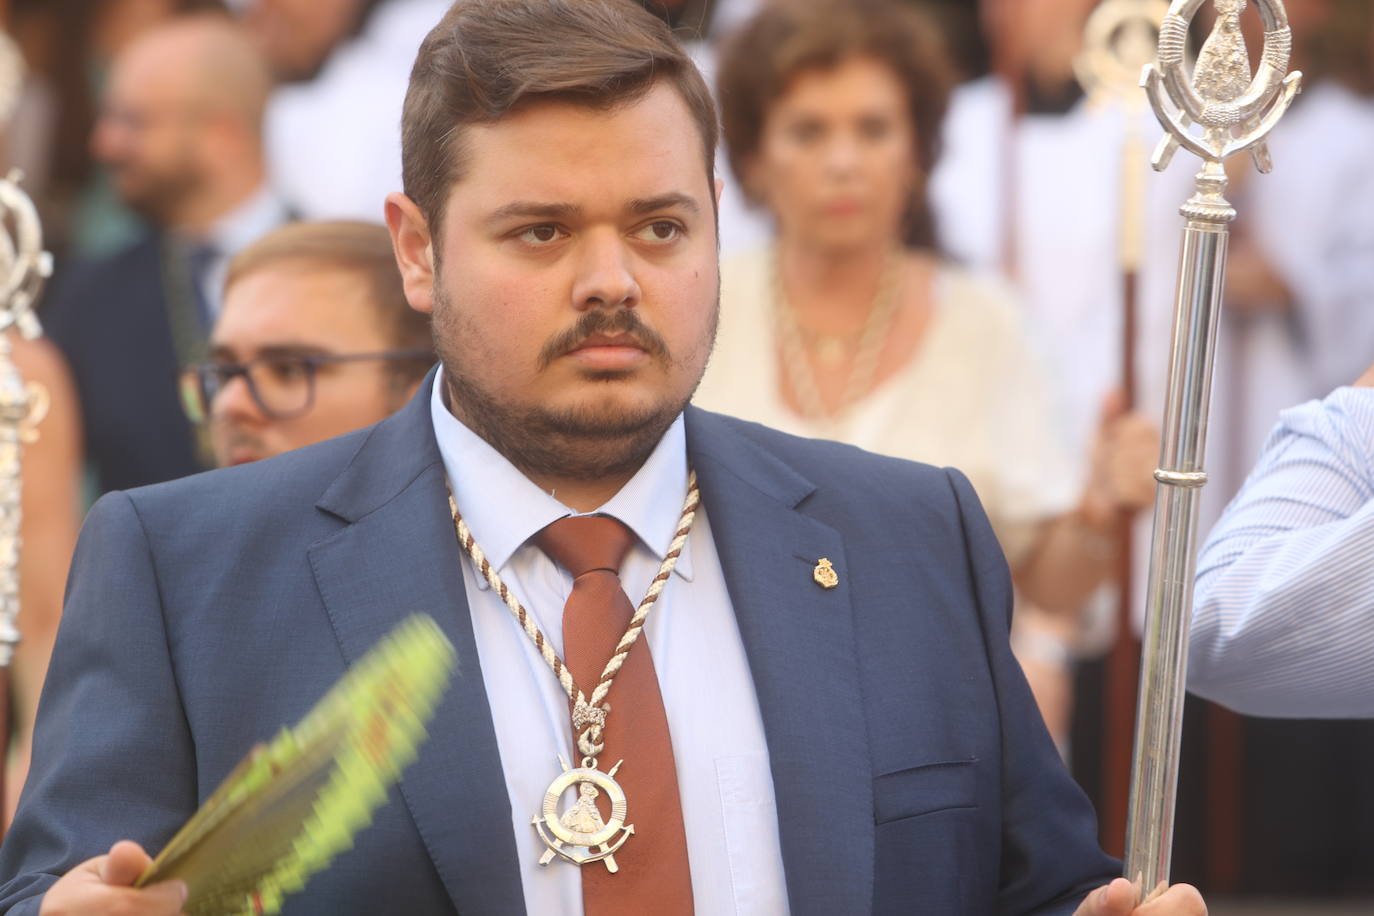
[532,756,636,872]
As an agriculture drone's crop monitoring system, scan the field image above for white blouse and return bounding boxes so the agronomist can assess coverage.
[694,247,1081,565]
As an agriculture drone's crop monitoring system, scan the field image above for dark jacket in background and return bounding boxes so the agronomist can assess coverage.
[41,231,208,494]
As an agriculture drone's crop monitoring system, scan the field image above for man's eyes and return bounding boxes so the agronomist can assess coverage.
[261,359,312,382]
[632,221,684,243]
[514,221,684,246]
[517,224,567,245]
[212,359,312,383]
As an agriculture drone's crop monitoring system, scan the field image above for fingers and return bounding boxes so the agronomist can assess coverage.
[1075,879,1209,916]
[1110,420,1160,505]
[99,840,153,887]
[1090,407,1160,513]
[41,843,189,916]
[1075,877,1138,915]
[99,840,189,912]
[1099,387,1128,426]
[136,876,191,915]
[1138,883,1208,915]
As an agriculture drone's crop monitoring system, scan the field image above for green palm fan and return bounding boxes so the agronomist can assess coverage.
[135,614,456,915]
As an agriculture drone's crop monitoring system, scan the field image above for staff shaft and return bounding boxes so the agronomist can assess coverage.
[1124,179,1230,893]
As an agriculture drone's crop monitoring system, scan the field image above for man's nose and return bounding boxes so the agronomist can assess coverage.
[570,230,641,312]
[211,372,266,424]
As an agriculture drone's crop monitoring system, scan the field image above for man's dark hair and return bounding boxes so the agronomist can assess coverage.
[401,0,719,238]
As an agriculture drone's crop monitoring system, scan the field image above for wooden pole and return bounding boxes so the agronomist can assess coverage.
[1072,0,1164,854]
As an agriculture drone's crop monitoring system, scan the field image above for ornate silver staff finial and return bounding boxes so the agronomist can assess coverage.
[0,171,53,343]
[1076,0,1172,110]
[1143,0,1301,176]
[0,30,48,832]
[0,22,52,678]
[1075,0,1174,271]
[1125,0,1300,903]
[0,32,23,129]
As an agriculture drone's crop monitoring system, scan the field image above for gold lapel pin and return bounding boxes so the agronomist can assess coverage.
[813,558,839,590]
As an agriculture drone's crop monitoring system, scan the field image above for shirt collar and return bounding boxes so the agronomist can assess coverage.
[204,184,290,256]
[599,406,692,577]
[429,367,694,586]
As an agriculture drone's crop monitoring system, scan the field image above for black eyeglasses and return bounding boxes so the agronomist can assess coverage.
[180,349,433,423]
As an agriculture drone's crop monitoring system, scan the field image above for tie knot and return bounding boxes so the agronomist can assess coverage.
[535,515,635,578]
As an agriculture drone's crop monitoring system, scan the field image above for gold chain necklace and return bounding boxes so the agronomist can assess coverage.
[771,246,904,433]
[447,472,700,871]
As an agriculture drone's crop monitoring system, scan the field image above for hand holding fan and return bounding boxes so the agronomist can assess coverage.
[135,613,456,915]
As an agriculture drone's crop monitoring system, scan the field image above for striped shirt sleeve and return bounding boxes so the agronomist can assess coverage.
[1189,386,1374,717]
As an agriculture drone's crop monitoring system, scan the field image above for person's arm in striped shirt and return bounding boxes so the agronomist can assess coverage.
[1189,371,1374,717]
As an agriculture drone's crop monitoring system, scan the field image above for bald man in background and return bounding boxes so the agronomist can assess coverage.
[42,11,291,495]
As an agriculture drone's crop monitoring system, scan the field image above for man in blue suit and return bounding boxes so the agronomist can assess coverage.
[1,1,1203,913]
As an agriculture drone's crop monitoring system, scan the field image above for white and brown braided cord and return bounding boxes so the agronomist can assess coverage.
[448,471,700,760]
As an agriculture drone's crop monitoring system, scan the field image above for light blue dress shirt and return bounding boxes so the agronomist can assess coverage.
[198,184,290,318]
[1191,386,1374,717]
[430,370,789,914]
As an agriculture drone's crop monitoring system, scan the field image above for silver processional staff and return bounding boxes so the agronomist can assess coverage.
[0,24,53,825]
[1127,0,1300,900]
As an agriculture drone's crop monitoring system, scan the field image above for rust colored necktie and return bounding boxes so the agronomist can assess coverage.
[535,515,694,915]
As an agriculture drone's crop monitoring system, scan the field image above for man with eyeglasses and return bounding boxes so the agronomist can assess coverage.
[181,220,433,467]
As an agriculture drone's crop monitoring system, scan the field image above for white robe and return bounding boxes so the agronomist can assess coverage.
[1239,81,1374,397]
[263,0,454,221]
[930,76,1374,625]
[1194,82,1374,528]
[931,77,1194,487]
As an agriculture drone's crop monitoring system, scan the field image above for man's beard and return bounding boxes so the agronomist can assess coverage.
[210,421,269,466]
[116,159,204,226]
[434,287,717,485]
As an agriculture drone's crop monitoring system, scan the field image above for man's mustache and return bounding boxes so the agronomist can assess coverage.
[538,309,670,369]
[212,421,267,458]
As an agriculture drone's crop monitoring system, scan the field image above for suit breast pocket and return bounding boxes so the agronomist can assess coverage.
[872,758,977,824]
[872,759,988,914]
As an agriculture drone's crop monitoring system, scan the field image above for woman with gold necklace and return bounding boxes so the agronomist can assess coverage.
[697,0,1158,745]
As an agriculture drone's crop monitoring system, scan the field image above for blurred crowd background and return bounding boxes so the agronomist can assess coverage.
[2,0,1373,907]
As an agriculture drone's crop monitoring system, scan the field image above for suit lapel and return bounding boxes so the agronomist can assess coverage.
[309,376,526,915]
[686,409,875,915]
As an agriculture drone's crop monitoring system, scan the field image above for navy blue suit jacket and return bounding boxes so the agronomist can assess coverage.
[0,374,1118,913]
[42,232,207,494]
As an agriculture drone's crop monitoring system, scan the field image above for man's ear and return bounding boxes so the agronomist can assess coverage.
[385,192,437,315]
